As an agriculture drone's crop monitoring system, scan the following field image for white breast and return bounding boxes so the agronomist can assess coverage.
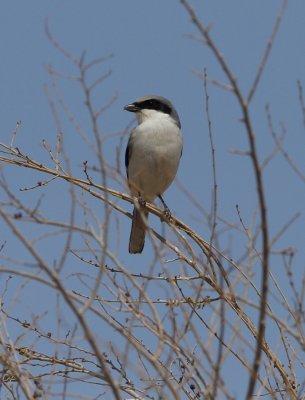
[127,114,183,202]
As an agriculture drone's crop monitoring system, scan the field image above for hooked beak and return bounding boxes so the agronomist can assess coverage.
[124,103,140,112]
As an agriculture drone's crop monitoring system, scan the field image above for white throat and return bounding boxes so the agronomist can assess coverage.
[136,109,172,125]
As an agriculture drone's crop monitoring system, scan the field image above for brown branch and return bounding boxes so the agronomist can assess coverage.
[0,208,122,400]
[179,1,296,398]
[247,0,288,103]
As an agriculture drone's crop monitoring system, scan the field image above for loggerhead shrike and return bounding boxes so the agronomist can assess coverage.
[124,95,183,254]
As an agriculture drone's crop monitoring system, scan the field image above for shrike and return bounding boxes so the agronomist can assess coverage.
[124,95,183,254]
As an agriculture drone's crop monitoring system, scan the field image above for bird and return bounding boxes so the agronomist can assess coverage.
[124,95,183,254]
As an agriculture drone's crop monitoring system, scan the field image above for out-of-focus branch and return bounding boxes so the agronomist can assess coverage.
[0,137,298,398]
[247,0,288,103]
[0,208,122,400]
[180,1,296,399]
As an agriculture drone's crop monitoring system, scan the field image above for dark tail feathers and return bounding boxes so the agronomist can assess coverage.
[129,207,148,254]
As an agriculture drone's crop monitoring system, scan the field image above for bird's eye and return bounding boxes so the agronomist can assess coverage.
[149,100,158,108]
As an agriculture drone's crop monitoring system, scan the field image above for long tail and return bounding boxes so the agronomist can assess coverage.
[129,207,148,254]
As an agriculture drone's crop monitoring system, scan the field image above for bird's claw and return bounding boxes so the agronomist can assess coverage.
[164,206,171,219]
[137,196,146,207]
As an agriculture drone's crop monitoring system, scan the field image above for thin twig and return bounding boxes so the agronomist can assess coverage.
[247,0,288,103]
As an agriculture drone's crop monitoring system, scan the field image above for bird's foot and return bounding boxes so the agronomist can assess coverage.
[137,196,146,207]
[163,205,172,220]
[158,195,172,221]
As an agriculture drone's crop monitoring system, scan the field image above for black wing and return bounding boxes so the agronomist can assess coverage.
[125,134,133,178]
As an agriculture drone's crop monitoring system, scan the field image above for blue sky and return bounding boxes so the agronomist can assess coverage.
[1,1,305,398]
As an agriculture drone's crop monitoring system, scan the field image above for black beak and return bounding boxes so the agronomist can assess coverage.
[124,103,139,112]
